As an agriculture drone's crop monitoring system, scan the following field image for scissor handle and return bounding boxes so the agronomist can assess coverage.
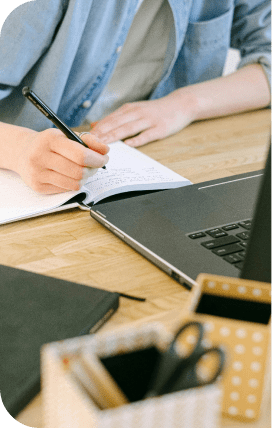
[169,320,204,357]
[194,346,225,386]
[159,345,225,395]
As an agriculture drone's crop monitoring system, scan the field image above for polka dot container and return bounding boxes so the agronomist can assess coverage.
[191,274,271,422]
[42,323,222,428]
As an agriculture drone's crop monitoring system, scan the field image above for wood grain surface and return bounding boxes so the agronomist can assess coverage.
[0,109,270,427]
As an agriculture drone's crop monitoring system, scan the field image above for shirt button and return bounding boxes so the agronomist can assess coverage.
[116,45,122,54]
[82,100,92,108]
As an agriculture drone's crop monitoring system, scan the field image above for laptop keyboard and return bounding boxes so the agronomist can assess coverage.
[188,220,252,270]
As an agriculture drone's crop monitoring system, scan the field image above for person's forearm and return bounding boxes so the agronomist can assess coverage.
[0,122,36,171]
[180,64,270,122]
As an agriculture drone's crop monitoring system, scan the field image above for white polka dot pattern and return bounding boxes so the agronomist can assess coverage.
[207,281,216,288]
[245,409,255,418]
[204,322,214,332]
[248,378,259,388]
[252,332,263,342]
[232,361,243,371]
[250,362,261,372]
[247,394,257,403]
[235,329,247,339]
[231,376,241,386]
[220,327,230,337]
[234,344,245,354]
[194,274,271,421]
[230,392,240,401]
[252,346,263,356]
[228,406,238,415]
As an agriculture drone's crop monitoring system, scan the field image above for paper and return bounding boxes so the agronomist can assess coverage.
[82,142,190,204]
[0,141,191,224]
[0,169,77,223]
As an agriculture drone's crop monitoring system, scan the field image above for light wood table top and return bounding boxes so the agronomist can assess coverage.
[0,109,270,427]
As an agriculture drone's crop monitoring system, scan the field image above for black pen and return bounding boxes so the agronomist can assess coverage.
[22,87,106,169]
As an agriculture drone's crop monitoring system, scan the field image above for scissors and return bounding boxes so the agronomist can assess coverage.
[145,321,225,397]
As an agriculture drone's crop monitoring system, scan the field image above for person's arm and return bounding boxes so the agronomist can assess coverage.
[91,63,270,147]
[92,0,271,147]
[0,122,109,193]
[189,62,270,121]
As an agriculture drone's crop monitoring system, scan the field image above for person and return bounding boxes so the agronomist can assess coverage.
[0,0,270,194]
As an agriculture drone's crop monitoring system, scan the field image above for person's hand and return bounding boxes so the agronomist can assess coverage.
[15,128,109,194]
[91,88,199,147]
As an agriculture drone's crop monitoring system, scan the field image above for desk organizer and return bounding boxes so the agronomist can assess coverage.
[42,323,221,428]
[190,274,271,422]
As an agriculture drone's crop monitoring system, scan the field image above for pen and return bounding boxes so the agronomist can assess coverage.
[22,87,106,169]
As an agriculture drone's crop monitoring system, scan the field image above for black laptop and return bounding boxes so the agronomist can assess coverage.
[91,145,271,290]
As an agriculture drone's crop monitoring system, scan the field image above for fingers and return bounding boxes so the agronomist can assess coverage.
[125,127,164,147]
[28,170,81,194]
[93,105,139,135]
[77,132,110,155]
[95,119,149,145]
[33,183,74,195]
[84,149,109,168]
[39,169,81,191]
[90,92,196,148]
[48,130,109,168]
[92,104,143,143]
[91,101,170,146]
[44,151,83,180]
[20,128,109,194]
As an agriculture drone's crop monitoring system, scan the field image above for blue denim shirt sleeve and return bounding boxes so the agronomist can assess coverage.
[0,0,270,130]
[231,0,271,88]
[0,0,66,97]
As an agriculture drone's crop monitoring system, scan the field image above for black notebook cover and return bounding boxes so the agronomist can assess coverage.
[0,264,119,417]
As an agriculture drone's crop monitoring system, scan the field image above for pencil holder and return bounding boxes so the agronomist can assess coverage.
[190,274,271,422]
[42,323,222,428]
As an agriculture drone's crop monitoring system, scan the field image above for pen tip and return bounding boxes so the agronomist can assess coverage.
[102,166,107,169]
[22,86,30,96]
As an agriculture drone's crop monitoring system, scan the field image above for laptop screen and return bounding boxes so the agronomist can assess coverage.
[240,144,271,283]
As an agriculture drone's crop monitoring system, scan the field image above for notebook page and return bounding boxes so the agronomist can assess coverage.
[0,169,78,224]
[82,141,191,204]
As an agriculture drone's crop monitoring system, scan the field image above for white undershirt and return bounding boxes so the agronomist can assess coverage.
[85,0,173,123]
[136,0,145,12]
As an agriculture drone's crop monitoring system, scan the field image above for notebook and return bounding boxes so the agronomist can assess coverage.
[0,264,119,417]
[91,145,271,289]
[0,141,191,225]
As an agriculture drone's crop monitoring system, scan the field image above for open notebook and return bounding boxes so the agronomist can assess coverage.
[0,141,191,224]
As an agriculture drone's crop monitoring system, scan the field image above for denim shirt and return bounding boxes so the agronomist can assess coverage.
[0,0,270,131]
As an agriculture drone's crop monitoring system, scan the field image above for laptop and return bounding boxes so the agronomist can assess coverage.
[90,145,271,290]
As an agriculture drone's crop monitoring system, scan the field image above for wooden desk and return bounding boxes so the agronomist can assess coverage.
[0,110,270,427]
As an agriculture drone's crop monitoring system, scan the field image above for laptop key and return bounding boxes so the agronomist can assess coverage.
[206,228,227,238]
[239,250,247,258]
[212,243,244,256]
[234,261,244,270]
[222,224,239,231]
[188,232,206,239]
[236,231,251,240]
[201,235,239,249]
[223,253,244,264]
[238,220,251,230]
[239,241,248,248]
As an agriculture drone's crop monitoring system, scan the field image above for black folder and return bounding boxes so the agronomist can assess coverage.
[0,264,119,417]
